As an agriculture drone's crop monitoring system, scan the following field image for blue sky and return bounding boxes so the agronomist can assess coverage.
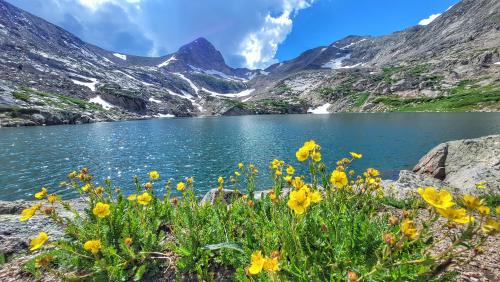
[7,0,459,69]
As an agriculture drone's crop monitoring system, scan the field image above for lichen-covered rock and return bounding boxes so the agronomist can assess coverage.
[381,170,446,199]
[413,134,500,195]
[199,188,241,205]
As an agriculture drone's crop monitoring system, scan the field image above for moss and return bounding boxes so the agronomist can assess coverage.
[16,87,103,111]
[373,81,500,112]
[13,91,30,102]
[354,92,370,107]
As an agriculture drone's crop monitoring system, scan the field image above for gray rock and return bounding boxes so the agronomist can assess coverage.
[413,134,500,195]
[200,188,241,205]
[381,170,446,199]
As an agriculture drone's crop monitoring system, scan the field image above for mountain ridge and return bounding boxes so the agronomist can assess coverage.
[0,0,499,126]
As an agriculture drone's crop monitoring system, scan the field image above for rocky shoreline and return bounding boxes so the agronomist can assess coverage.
[0,135,499,280]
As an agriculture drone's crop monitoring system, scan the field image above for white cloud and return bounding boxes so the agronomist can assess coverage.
[7,0,316,69]
[418,13,441,26]
[239,0,314,69]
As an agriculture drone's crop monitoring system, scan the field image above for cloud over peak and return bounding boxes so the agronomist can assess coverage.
[7,0,315,69]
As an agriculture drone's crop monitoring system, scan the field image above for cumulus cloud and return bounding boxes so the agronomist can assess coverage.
[6,0,315,69]
[240,0,314,69]
[418,13,441,26]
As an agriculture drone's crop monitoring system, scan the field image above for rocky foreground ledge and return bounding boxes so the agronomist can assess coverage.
[0,135,499,281]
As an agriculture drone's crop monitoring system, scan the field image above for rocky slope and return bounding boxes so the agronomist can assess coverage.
[248,0,500,113]
[0,0,499,127]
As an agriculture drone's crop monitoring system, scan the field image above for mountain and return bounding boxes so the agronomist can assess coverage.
[246,0,500,113]
[0,0,499,127]
[0,0,265,126]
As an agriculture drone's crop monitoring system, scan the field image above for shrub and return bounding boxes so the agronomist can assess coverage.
[20,142,499,281]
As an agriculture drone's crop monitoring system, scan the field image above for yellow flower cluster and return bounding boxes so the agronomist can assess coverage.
[84,240,101,254]
[295,140,321,162]
[30,232,49,251]
[248,250,279,275]
[418,187,498,230]
[287,185,322,215]
[92,202,110,218]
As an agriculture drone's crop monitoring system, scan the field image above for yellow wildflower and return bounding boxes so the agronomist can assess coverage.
[238,163,244,169]
[481,219,500,234]
[176,182,186,191]
[95,186,104,194]
[286,165,295,175]
[235,171,241,176]
[83,240,101,254]
[284,175,292,183]
[218,176,224,185]
[82,183,91,192]
[287,188,311,215]
[496,206,500,214]
[437,207,474,224]
[417,187,455,209]
[312,151,322,162]
[137,192,152,205]
[34,187,47,199]
[478,206,490,216]
[263,257,279,272]
[309,190,322,203]
[295,146,309,162]
[291,177,305,189]
[29,232,49,251]
[475,182,487,189]
[186,177,194,186]
[92,202,110,218]
[248,251,265,275]
[47,194,57,204]
[124,237,133,246]
[330,170,348,188]
[68,171,78,178]
[127,194,137,201]
[365,168,380,177]
[462,194,483,210]
[275,170,282,176]
[350,152,362,159]
[303,140,318,151]
[268,191,277,201]
[400,219,418,240]
[20,207,37,221]
[149,171,160,180]
[144,182,153,190]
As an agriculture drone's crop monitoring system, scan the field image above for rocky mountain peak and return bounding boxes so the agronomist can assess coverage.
[176,37,229,73]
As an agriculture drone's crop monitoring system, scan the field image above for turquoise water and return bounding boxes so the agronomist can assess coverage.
[1,113,499,200]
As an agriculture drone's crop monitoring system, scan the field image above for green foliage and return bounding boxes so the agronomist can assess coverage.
[21,142,499,281]
[373,81,500,111]
[13,91,30,102]
[354,92,370,107]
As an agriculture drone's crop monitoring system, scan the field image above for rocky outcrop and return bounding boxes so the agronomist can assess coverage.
[413,134,500,194]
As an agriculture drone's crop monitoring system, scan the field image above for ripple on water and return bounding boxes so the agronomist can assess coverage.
[0,113,499,200]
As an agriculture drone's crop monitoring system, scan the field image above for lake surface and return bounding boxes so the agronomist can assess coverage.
[1,113,500,201]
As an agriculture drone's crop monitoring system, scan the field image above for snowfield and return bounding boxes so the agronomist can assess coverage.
[307,103,331,114]
[89,95,115,110]
[113,53,127,60]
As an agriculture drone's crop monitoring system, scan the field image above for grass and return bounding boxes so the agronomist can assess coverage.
[15,87,104,111]
[354,92,370,108]
[374,81,500,112]
[18,141,499,281]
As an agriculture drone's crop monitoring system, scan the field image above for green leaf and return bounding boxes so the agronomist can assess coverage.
[134,264,147,281]
[203,242,244,253]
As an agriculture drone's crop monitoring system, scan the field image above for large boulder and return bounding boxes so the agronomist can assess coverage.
[381,170,446,199]
[413,135,500,194]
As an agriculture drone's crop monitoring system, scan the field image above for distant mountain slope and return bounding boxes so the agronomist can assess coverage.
[246,0,500,113]
[0,0,266,126]
[0,0,499,127]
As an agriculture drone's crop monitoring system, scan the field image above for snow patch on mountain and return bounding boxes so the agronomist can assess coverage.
[89,95,114,110]
[157,56,176,68]
[174,73,199,93]
[71,76,98,91]
[113,53,127,60]
[149,97,162,104]
[204,88,255,98]
[307,103,331,114]
[322,54,351,69]
[155,113,175,118]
